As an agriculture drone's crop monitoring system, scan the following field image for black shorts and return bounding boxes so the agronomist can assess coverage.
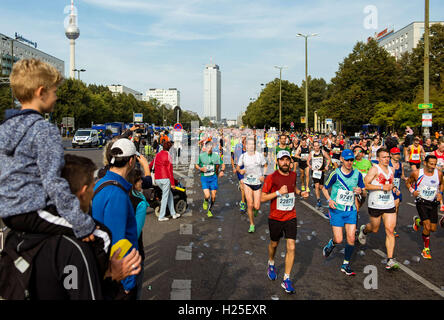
[244,183,262,191]
[313,172,325,185]
[368,207,396,218]
[268,218,297,242]
[409,162,421,169]
[298,161,308,170]
[416,199,439,224]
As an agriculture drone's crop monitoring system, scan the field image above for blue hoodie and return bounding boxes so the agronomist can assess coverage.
[92,170,138,291]
[0,109,95,238]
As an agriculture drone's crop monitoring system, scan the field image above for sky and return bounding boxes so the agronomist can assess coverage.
[1,0,443,120]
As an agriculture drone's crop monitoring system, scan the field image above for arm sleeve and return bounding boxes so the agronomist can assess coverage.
[35,123,95,239]
[135,202,148,238]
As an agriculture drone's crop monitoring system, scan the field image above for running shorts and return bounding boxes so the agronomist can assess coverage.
[409,161,421,169]
[328,209,357,227]
[200,174,218,191]
[298,161,308,170]
[368,207,396,218]
[416,199,439,224]
[244,183,262,191]
[313,172,325,185]
[268,218,297,242]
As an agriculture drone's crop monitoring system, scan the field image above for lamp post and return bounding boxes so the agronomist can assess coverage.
[297,33,318,132]
[73,68,85,80]
[423,0,430,138]
[274,66,286,132]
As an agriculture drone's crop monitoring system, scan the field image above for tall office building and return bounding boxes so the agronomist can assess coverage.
[203,64,221,122]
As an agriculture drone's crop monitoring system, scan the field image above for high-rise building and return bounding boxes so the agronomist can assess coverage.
[145,88,180,109]
[0,32,64,76]
[108,85,143,101]
[203,64,221,122]
[369,21,444,60]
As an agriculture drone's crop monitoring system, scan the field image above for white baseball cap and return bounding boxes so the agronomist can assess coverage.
[277,150,291,159]
[110,138,140,164]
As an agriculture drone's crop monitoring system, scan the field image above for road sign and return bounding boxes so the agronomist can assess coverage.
[325,118,333,124]
[174,123,183,131]
[418,103,433,110]
[300,117,306,124]
[422,113,432,127]
[133,113,143,123]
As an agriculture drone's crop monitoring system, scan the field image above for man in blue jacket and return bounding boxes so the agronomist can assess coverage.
[92,138,140,300]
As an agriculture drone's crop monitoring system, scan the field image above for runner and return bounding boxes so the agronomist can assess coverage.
[406,155,443,259]
[423,138,435,157]
[237,137,268,233]
[231,134,247,213]
[290,136,300,173]
[261,150,309,294]
[369,136,382,164]
[330,136,344,169]
[358,148,400,270]
[275,134,292,170]
[294,136,311,192]
[195,140,224,218]
[389,147,407,238]
[307,141,331,211]
[405,137,425,171]
[352,145,372,213]
[322,149,366,276]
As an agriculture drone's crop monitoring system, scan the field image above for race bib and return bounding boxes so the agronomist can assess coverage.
[245,174,261,186]
[313,170,322,179]
[276,193,295,211]
[300,153,308,161]
[375,191,391,205]
[204,165,215,176]
[393,178,401,189]
[419,186,437,201]
[333,148,340,154]
[438,158,444,168]
[411,154,420,161]
[312,158,323,170]
[336,189,354,206]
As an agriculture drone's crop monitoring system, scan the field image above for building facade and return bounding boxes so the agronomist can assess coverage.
[108,84,143,101]
[203,64,221,122]
[145,88,180,109]
[370,21,444,60]
[1,32,64,76]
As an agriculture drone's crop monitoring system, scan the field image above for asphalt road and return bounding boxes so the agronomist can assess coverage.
[64,142,444,300]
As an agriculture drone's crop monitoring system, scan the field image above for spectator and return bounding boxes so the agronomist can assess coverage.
[149,141,180,222]
[92,138,140,300]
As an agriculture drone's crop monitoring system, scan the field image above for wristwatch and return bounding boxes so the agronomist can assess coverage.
[275,191,281,197]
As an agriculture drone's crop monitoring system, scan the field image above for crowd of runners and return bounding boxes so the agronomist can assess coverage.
[0,58,443,299]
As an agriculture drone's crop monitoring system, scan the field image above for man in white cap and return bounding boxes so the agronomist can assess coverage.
[261,150,309,294]
[92,138,140,299]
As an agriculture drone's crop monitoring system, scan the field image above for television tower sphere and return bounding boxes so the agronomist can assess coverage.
[65,24,80,40]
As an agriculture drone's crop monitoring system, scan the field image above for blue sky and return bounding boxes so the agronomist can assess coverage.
[1,0,443,119]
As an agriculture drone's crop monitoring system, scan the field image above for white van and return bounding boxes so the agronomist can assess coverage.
[72,129,99,148]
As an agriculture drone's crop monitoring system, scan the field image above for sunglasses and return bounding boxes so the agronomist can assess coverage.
[344,159,354,162]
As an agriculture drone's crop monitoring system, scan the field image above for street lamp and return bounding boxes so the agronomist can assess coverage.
[297,33,318,132]
[73,68,86,80]
[274,66,287,132]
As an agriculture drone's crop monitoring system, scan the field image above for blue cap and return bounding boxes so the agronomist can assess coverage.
[341,149,354,160]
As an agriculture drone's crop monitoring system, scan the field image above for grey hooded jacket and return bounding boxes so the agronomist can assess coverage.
[0,109,95,238]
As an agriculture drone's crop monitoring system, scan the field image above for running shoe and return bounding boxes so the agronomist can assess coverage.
[440,216,444,229]
[323,239,335,258]
[203,199,208,211]
[358,225,367,245]
[248,225,255,233]
[412,215,420,232]
[207,210,213,218]
[385,259,400,270]
[340,264,356,276]
[240,201,247,212]
[316,199,322,208]
[301,185,305,191]
[394,231,399,238]
[281,279,296,294]
[267,264,277,281]
[421,248,432,259]
[306,187,310,193]
[253,209,258,217]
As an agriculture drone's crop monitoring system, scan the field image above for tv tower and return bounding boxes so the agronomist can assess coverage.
[65,0,80,79]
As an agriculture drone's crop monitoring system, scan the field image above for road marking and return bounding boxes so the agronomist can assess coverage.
[408,202,415,207]
[180,224,193,235]
[175,245,192,260]
[171,279,191,300]
[372,249,444,298]
[300,200,329,220]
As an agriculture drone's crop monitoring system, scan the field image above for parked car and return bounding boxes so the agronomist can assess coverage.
[72,129,100,148]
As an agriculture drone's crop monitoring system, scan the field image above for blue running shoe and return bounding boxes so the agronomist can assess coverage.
[340,264,356,276]
[281,278,295,294]
[267,265,277,281]
[323,239,335,258]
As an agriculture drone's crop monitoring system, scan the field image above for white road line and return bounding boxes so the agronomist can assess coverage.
[408,202,415,207]
[171,279,191,300]
[372,249,444,298]
[300,200,329,220]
